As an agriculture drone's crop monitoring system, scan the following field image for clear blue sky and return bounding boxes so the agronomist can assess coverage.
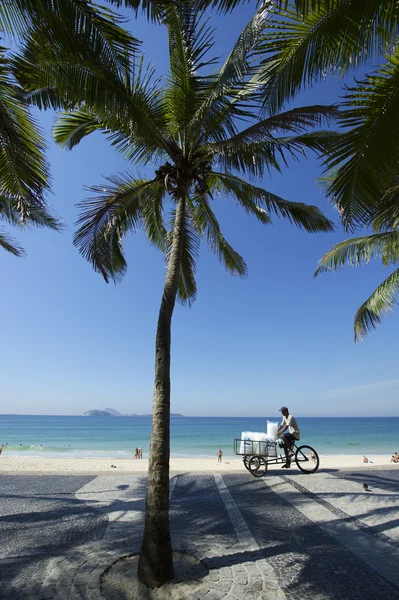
[1,4,398,417]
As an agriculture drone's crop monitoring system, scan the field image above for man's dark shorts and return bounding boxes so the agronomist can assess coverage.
[282,432,299,444]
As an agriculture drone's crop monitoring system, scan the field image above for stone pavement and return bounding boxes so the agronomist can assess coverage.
[1,468,399,599]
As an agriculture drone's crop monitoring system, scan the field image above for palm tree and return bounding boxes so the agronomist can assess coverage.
[0,0,138,253]
[315,183,399,340]
[30,1,336,587]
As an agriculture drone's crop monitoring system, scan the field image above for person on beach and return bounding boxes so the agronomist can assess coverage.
[217,449,223,463]
[363,456,369,463]
[0,444,3,455]
[391,453,399,463]
[134,447,139,459]
[277,406,300,469]
[138,448,143,459]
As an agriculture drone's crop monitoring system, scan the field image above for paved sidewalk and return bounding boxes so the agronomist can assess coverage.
[20,474,285,600]
[1,469,398,600]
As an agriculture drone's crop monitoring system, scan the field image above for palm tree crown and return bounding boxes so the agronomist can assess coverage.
[49,3,335,293]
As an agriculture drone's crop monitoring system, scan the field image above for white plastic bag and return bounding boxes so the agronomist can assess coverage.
[252,431,268,454]
[240,432,254,454]
[240,431,268,454]
[266,421,278,441]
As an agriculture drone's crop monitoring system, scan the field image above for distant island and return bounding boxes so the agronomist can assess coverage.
[84,409,184,417]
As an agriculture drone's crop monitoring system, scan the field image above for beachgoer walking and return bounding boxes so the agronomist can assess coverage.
[217,449,223,463]
[277,406,300,469]
[134,447,139,459]
[138,448,143,459]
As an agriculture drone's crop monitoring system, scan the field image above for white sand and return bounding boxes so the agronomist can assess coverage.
[0,454,397,474]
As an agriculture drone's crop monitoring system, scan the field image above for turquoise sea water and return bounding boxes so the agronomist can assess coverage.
[0,415,398,458]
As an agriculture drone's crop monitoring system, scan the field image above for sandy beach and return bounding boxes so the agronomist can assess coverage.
[0,454,397,474]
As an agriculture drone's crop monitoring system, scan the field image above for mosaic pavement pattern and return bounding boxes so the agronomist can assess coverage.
[1,468,399,599]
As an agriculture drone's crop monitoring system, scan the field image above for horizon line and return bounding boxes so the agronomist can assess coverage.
[1,413,399,418]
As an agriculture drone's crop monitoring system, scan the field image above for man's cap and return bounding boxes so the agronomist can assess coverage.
[279,406,288,412]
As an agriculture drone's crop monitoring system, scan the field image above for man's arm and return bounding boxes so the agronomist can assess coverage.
[277,422,287,435]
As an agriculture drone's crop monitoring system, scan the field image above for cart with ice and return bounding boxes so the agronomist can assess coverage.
[234,422,319,477]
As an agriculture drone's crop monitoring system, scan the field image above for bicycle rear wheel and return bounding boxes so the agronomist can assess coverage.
[295,445,319,473]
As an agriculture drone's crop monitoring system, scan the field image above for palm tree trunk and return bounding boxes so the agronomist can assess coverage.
[137,194,186,588]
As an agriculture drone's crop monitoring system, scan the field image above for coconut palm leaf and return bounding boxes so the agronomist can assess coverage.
[212,172,334,232]
[74,176,165,282]
[0,231,25,256]
[209,172,271,225]
[189,192,248,276]
[0,51,52,228]
[254,0,399,114]
[325,50,399,228]
[191,3,269,141]
[353,268,399,341]
[212,130,340,177]
[372,185,399,232]
[0,196,61,230]
[51,60,172,161]
[205,105,339,174]
[4,1,137,71]
[162,3,217,142]
[315,232,399,275]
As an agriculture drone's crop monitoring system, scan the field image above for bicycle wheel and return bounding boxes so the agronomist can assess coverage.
[248,455,267,477]
[243,455,251,471]
[295,445,319,473]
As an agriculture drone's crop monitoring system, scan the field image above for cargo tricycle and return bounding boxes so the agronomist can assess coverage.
[234,437,319,477]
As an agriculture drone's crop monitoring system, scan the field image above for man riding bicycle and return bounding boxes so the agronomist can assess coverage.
[277,406,300,468]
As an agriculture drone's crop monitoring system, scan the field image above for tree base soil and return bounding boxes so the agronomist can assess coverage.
[101,551,209,599]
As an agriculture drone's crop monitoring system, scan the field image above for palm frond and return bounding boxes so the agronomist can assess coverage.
[209,172,271,225]
[0,51,50,223]
[372,185,399,232]
[325,49,399,228]
[74,176,165,283]
[354,268,399,341]
[212,172,334,232]
[53,110,101,150]
[213,130,340,178]
[44,56,173,161]
[211,105,339,150]
[107,0,174,23]
[9,0,138,72]
[190,4,268,141]
[0,230,25,256]
[315,232,399,277]
[256,0,399,113]
[0,194,62,231]
[163,2,217,145]
[189,192,247,276]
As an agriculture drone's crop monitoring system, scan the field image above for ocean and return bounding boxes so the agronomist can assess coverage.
[0,415,397,459]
